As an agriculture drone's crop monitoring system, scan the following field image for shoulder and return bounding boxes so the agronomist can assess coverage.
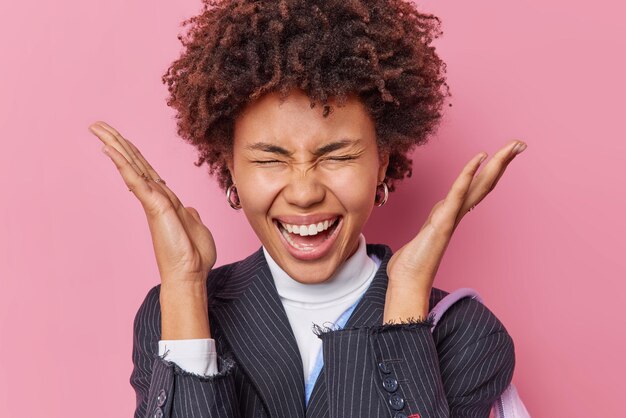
[428,288,516,404]
[429,287,515,360]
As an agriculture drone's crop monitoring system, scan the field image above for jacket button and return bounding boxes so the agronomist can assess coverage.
[394,413,408,418]
[382,376,399,393]
[153,407,163,418]
[157,389,167,407]
[389,393,405,411]
[378,361,391,374]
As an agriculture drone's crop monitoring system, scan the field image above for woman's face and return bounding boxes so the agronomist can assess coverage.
[229,88,389,284]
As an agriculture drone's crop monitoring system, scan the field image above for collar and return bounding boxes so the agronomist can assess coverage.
[261,234,377,306]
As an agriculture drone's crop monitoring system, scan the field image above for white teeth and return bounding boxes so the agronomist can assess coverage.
[278,217,338,237]
[280,227,314,251]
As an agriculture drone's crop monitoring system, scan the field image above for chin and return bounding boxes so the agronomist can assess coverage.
[284,261,338,284]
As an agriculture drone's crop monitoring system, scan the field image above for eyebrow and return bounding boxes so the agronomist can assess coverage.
[245,138,361,157]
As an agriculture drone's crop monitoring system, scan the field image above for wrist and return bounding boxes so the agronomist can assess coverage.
[160,281,211,340]
[160,280,207,298]
[386,282,430,302]
[384,286,429,324]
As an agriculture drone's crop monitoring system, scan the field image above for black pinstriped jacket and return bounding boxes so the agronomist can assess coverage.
[131,243,515,418]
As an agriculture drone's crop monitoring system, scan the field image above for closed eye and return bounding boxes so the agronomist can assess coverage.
[253,160,283,165]
[324,155,357,161]
[251,155,358,166]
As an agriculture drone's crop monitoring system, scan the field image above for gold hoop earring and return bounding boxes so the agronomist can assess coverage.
[375,181,389,207]
[226,184,242,210]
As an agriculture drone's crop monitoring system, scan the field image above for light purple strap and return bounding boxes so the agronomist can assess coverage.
[428,287,484,331]
[429,288,531,418]
[493,383,531,418]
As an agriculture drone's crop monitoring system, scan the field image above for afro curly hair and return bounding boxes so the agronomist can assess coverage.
[162,0,450,192]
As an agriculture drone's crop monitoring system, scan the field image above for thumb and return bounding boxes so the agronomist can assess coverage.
[185,206,202,223]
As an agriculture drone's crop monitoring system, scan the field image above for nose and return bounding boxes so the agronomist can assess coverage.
[281,164,326,209]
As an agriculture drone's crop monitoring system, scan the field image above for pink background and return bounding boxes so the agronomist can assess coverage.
[1,0,624,416]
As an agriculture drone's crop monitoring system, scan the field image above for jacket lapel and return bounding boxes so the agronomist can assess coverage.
[210,247,306,418]
[342,243,391,329]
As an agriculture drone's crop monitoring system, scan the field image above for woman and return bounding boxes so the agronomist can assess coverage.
[90,0,526,417]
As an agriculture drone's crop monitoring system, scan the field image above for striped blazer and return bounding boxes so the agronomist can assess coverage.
[131,243,515,418]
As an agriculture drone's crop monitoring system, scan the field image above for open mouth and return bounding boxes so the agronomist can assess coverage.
[273,216,342,260]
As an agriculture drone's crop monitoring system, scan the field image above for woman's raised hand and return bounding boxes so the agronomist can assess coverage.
[384,140,527,324]
[89,121,215,338]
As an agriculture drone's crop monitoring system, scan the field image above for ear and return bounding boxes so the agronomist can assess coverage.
[226,155,236,185]
[378,150,390,183]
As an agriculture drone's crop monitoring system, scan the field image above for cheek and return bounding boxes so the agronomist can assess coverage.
[324,166,377,213]
[236,171,285,233]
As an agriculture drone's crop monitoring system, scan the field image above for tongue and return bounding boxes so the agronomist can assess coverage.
[290,227,331,248]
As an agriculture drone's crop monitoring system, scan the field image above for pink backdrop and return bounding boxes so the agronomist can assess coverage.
[1,0,624,416]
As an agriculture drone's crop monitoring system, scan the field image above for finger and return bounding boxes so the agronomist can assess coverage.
[101,144,153,198]
[89,122,144,176]
[440,152,488,221]
[124,138,162,181]
[92,121,151,179]
[124,138,186,213]
[102,143,194,239]
[461,140,526,214]
[100,131,203,253]
[91,121,187,215]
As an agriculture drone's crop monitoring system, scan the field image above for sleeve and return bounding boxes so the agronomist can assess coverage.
[433,297,516,417]
[130,285,241,418]
[158,338,219,376]
[315,297,515,418]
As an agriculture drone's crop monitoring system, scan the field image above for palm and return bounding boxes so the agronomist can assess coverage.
[386,199,452,295]
[145,191,217,283]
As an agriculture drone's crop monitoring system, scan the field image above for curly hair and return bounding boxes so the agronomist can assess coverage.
[162,0,450,192]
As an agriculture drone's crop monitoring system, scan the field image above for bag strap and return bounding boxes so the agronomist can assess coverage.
[428,288,531,418]
[428,287,484,332]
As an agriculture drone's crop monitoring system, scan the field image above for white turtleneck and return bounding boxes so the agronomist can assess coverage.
[263,233,379,380]
[158,234,381,382]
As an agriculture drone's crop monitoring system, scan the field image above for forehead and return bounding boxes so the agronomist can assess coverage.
[233,89,376,151]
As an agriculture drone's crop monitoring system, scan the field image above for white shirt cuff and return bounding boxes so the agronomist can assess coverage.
[158,338,219,376]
